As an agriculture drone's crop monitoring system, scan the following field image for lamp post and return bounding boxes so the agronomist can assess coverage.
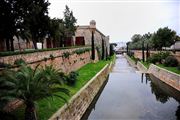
[90,20,96,60]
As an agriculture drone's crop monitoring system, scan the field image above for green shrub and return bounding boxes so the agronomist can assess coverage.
[63,52,70,58]
[58,72,67,84]
[14,59,26,66]
[43,57,48,62]
[177,65,180,71]
[147,52,170,64]
[66,71,79,85]
[49,54,55,60]
[164,56,178,67]
[74,48,91,55]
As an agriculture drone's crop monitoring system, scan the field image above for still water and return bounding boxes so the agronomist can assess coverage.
[81,55,180,120]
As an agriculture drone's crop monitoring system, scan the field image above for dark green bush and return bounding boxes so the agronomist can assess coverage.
[58,72,67,84]
[177,65,180,71]
[147,52,170,64]
[43,57,48,62]
[14,58,26,66]
[66,71,79,85]
[63,52,70,58]
[74,48,91,55]
[164,56,178,67]
[49,54,55,60]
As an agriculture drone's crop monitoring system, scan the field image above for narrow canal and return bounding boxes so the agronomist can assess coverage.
[82,55,180,120]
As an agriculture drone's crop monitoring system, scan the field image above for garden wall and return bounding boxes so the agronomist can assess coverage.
[0,47,99,73]
[124,54,136,68]
[49,63,112,120]
[133,50,180,62]
[137,61,148,73]
[125,54,180,91]
[148,64,180,91]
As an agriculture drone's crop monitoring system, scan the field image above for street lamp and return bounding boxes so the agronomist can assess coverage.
[90,20,96,60]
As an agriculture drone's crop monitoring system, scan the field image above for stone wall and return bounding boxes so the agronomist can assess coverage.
[137,61,148,73]
[148,64,180,91]
[49,63,112,120]
[125,54,180,91]
[124,54,136,68]
[133,50,180,62]
[0,47,99,73]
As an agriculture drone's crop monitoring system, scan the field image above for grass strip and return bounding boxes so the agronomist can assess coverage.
[157,64,180,74]
[12,59,113,120]
[140,61,150,69]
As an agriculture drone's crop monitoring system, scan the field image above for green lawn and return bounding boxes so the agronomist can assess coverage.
[140,61,150,69]
[157,64,180,74]
[12,57,114,120]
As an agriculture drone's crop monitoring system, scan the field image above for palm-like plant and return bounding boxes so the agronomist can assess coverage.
[0,64,69,120]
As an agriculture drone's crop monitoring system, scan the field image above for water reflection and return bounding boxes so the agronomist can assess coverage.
[142,73,180,119]
[81,55,180,120]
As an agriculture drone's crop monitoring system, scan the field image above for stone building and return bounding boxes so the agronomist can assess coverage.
[0,20,110,54]
[74,20,110,55]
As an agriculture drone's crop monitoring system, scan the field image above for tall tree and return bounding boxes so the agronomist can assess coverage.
[48,18,65,48]
[63,5,77,46]
[24,0,50,49]
[0,0,17,51]
[152,27,176,50]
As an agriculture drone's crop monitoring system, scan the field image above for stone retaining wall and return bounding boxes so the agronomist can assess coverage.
[124,54,136,67]
[0,47,99,73]
[137,61,148,73]
[49,63,112,120]
[133,50,180,62]
[148,64,180,91]
[125,55,180,91]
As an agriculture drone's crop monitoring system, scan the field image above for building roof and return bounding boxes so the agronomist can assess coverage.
[76,25,106,37]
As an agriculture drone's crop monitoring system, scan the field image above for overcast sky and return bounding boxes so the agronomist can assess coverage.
[48,0,180,43]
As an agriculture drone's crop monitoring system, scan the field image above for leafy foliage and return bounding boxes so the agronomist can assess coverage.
[63,52,70,58]
[164,56,179,67]
[0,64,69,120]
[73,48,91,55]
[14,58,26,66]
[147,52,170,64]
[66,71,79,86]
[63,5,77,38]
[49,54,55,60]
[151,27,176,50]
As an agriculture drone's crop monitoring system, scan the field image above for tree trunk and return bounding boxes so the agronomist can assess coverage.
[25,102,37,120]
[101,39,104,60]
[17,38,22,52]
[91,31,95,60]
[142,41,145,62]
[5,38,10,51]
[10,37,14,51]
[32,40,37,49]
[60,36,63,47]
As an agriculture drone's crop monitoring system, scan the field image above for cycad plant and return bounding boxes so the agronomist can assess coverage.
[0,64,69,120]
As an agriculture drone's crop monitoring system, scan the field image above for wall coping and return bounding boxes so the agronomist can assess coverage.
[48,63,109,120]
[149,64,180,77]
[137,61,148,73]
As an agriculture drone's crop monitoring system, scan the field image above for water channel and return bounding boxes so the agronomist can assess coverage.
[81,55,180,120]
